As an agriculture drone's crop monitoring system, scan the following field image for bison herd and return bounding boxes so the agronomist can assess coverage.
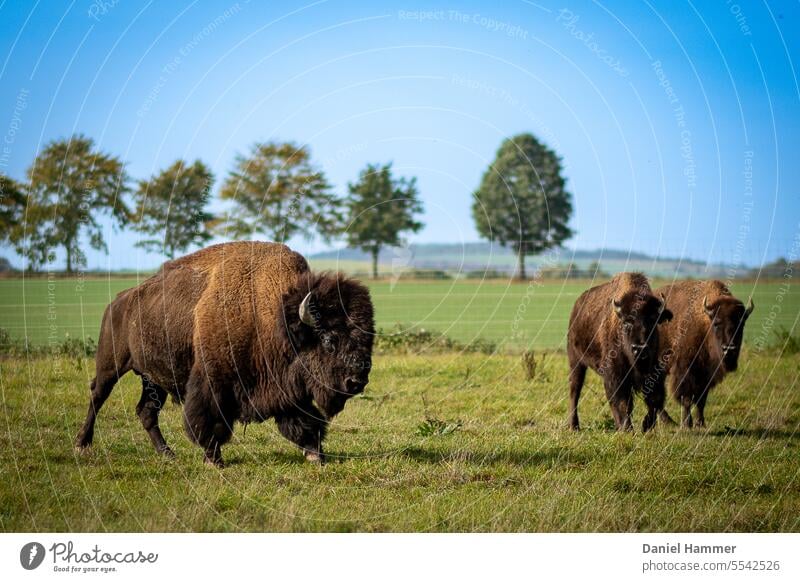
[75,242,754,467]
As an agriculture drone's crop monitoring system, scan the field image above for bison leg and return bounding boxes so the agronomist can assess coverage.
[659,409,678,426]
[182,368,236,467]
[680,395,694,429]
[695,389,709,428]
[136,377,174,457]
[275,400,328,463]
[641,377,666,433]
[604,378,633,431]
[568,362,587,430]
[75,368,126,450]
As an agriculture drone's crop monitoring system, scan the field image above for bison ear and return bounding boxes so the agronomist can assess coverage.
[658,293,672,323]
[744,297,754,320]
[611,298,623,317]
[702,295,715,319]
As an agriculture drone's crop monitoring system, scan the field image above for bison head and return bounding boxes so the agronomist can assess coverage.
[280,272,375,417]
[613,290,673,372]
[703,295,753,372]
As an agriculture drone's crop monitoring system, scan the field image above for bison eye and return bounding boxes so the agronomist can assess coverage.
[321,335,335,353]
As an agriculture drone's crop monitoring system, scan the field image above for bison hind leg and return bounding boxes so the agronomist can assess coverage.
[75,369,126,451]
[136,377,174,457]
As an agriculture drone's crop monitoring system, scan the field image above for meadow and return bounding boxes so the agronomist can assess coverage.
[0,276,796,350]
[0,275,798,532]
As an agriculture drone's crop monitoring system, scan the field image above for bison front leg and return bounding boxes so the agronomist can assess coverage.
[276,400,328,464]
[136,377,174,457]
[182,369,236,467]
[604,376,634,431]
[641,375,666,433]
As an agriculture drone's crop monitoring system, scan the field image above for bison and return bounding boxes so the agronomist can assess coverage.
[75,241,375,466]
[652,280,754,428]
[567,272,673,432]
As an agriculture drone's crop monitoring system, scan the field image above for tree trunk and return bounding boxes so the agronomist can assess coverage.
[371,247,379,279]
[65,243,73,274]
[516,249,526,281]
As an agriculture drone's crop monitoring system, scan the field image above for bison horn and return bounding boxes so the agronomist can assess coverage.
[702,295,714,316]
[299,292,316,327]
[659,292,667,310]
[745,297,755,318]
[612,298,623,315]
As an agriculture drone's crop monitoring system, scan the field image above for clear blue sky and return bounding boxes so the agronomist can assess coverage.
[1,0,798,270]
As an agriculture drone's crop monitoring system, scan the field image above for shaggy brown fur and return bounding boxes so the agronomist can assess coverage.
[567,273,673,432]
[651,280,753,428]
[75,241,375,466]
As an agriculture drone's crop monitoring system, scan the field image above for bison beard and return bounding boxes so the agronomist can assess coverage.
[75,242,374,467]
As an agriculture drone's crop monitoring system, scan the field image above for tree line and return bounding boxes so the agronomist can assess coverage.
[0,132,572,279]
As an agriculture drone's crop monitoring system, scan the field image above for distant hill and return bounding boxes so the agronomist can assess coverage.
[309,242,732,279]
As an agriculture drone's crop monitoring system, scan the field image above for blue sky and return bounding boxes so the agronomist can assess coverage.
[0,0,798,270]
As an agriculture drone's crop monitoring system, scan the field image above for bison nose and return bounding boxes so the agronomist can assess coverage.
[631,344,648,357]
[345,377,367,394]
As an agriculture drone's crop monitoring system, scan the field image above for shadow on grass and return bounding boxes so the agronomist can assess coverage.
[710,426,800,441]
[399,445,589,468]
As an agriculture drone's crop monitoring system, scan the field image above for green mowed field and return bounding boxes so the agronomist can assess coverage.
[0,277,797,350]
[0,352,797,532]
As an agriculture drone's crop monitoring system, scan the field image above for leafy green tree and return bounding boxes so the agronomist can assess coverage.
[472,133,573,280]
[0,174,26,245]
[133,160,215,259]
[23,135,130,272]
[343,162,424,279]
[218,141,339,242]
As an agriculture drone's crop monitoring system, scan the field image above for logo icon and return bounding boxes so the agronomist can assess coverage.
[20,542,45,570]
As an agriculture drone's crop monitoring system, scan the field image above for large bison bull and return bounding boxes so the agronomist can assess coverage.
[653,280,754,428]
[75,242,375,466]
[567,272,673,432]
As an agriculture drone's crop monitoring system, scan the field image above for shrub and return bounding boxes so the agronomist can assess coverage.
[375,324,496,355]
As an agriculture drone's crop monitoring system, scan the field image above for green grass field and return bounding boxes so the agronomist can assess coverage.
[0,276,798,532]
[1,277,797,350]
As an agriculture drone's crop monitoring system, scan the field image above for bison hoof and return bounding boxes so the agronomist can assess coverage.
[74,443,92,455]
[304,450,325,464]
[158,446,176,459]
[204,456,224,468]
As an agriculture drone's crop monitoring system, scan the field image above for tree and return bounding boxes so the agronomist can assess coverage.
[0,174,26,246]
[343,162,424,279]
[472,133,573,280]
[133,160,215,259]
[218,141,339,242]
[23,135,130,272]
